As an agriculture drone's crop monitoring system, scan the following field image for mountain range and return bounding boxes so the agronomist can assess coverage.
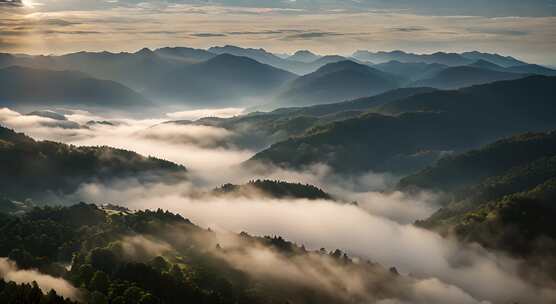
[0,66,149,110]
[0,46,554,111]
[248,76,556,174]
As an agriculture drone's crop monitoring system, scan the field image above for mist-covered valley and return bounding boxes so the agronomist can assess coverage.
[0,27,556,303]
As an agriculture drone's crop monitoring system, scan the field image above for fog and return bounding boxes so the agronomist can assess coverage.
[0,258,79,300]
[1,106,556,303]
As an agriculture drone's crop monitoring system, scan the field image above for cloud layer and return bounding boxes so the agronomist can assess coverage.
[0,1,554,64]
[0,258,79,299]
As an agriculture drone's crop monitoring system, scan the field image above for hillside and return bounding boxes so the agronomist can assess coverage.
[0,203,427,304]
[274,60,400,107]
[249,76,556,174]
[0,126,186,202]
[411,66,527,89]
[397,132,556,276]
[151,54,295,105]
[0,66,150,109]
[213,179,332,200]
[372,61,447,82]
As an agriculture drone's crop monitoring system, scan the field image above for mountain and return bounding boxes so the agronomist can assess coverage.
[0,48,213,92]
[466,59,506,71]
[353,50,472,66]
[209,45,286,67]
[0,66,150,109]
[271,87,437,117]
[460,51,526,67]
[399,131,556,194]
[274,60,401,107]
[150,54,295,105]
[401,132,556,274]
[178,87,436,151]
[288,50,320,62]
[505,64,556,76]
[410,66,528,89]
[372,61,448,82]
[207,45,346,75]
[0,126,186,202]
[153,46,215,63]
[248,76,556,174]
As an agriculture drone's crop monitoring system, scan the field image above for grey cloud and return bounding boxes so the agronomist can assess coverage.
[283,31,345,40]
[226,30,284,35]
[467,28,529,36]
[390,26,429,33]
[41,30,101,35]
[0,0,22,6]
[190,32,228,37]
[41,19,81,26]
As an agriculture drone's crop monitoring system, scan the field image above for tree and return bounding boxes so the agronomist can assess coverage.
[89,291,108,304]
[89,271,110,294]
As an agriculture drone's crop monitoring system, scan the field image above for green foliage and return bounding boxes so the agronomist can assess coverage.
[0,203,400,304]
[213,179,332,200]
[406,131,556,280]
[250,76,556,174]
[0,280,76,304]
[0,126,186,203]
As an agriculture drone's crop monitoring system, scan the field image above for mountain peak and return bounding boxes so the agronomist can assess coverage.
[135,47,153,55]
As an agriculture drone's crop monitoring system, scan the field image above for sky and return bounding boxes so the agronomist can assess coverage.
[0,0,555,64]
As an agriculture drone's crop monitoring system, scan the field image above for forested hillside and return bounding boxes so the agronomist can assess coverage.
[0,126,186,202]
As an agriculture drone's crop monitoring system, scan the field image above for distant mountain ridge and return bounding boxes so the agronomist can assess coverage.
[353,50,528,67]
[150,53,295,105]
[273,60,401,107]
[0,66,149,109]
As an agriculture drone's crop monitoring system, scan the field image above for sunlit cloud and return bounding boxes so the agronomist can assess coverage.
[0,1,553,64]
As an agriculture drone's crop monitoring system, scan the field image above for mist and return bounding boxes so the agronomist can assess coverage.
[2,106,556,303]
[0,258,79,300]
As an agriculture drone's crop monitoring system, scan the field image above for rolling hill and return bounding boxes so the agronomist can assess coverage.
[0,66,150,109]
[410,66,528,89]
[399,132,556,277]
[273,60,401,107]
[249,76,556,174]
[0,126,186,202]
[151,54,295,105]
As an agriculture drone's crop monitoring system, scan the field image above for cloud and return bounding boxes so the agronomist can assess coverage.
[166,107,245,120]
[118,235,173,260]
[3,106,556,303]
[70,179,556,304]
[0,258,80,300]
[0,0,22,6]
[466,27,529,36]
[283,31,344,40]
[390,26,428,32]
[190,33,227,37]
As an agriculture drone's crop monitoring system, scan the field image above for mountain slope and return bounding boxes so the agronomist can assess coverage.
[398,132,556,274]
[411,66,527,89]
[249,76,556,174]
[213,179,333,200]
[0,66,149,109]
[372,61,448,82]
[288,50,320,63]
[460,51,526,67]
[0,126,186,202]
[274,60,400,107]
[151,54,295,105]
[353,50,472,66]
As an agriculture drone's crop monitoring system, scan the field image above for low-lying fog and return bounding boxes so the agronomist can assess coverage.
[1,107,555,303]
